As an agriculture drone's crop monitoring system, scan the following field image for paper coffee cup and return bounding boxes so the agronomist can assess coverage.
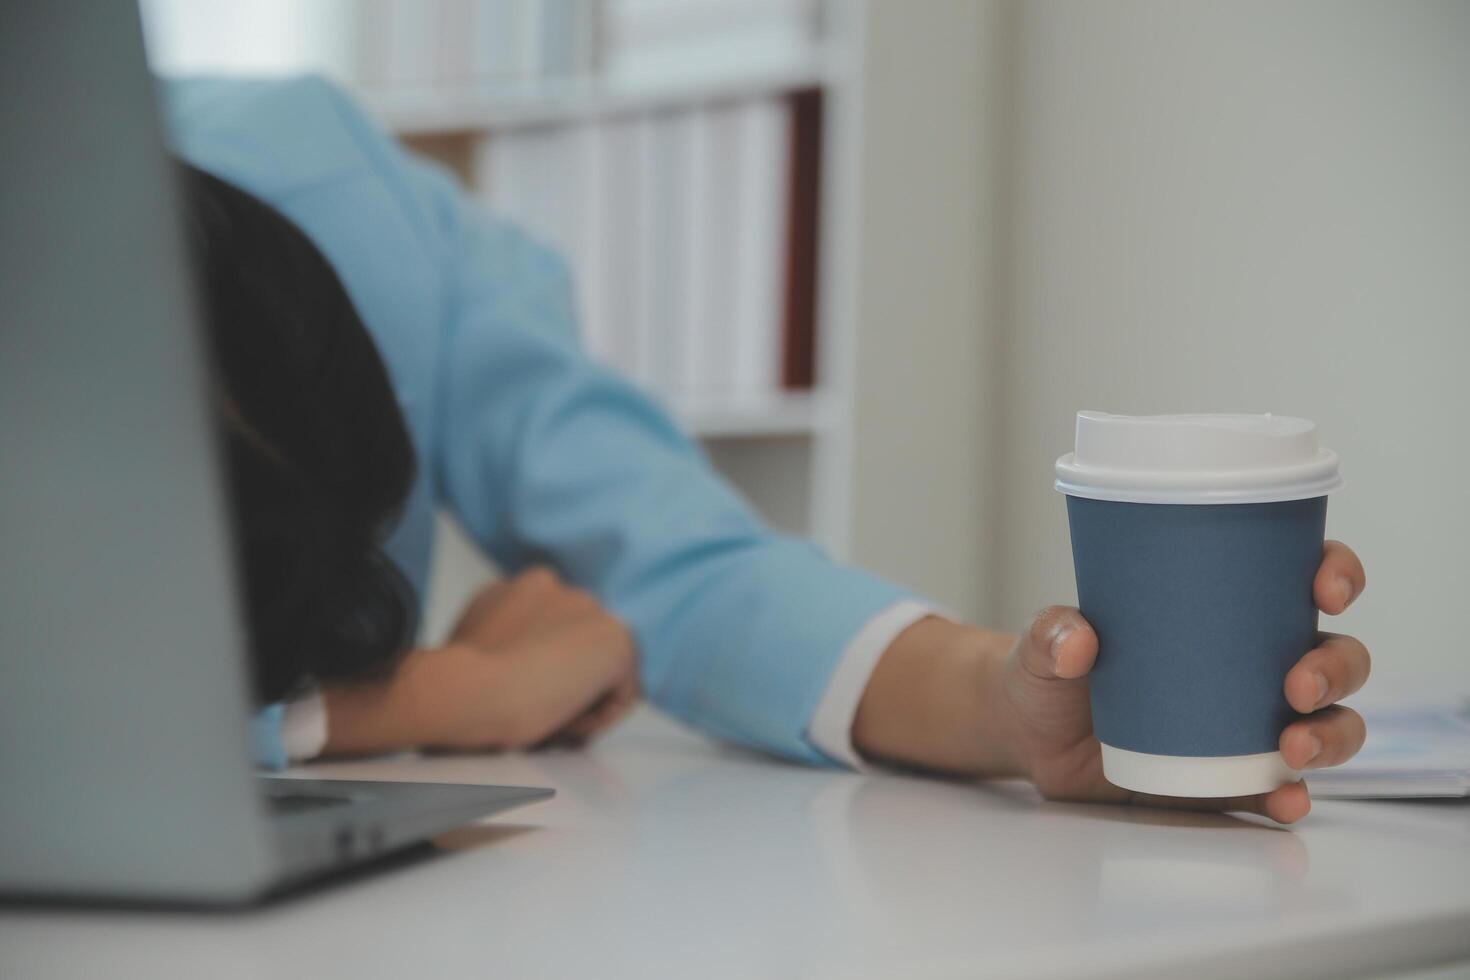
[1056,412,1342,798]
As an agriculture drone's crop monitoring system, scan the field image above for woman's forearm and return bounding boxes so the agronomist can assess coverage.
[851,616,1025,778]
[320,668,428,757]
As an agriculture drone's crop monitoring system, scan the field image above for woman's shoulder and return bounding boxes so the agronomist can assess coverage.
[161,75,397,202]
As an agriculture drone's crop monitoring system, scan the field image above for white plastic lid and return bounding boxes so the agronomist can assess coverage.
[1055,411,1342,505]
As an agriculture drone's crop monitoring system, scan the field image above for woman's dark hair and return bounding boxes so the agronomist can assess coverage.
[178,162,418,704]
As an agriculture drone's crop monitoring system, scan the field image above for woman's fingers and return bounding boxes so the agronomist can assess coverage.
[451,568,561,647]
[1314,540,1366,615]
[447,578,513,644]
[1257,781,1313,823]
[1122,780,1312,824]
[1021,539,1367,827]
[1017,606,1099,681]
[421,613,636,751]
[1110,707,1366,826]
[434,566,638,752]
[495,615,637,749]
[1120,782,1309,823]
[546,675,642,747]
[582,675,640,733]
[1280,704,1367,770]
[450,566,603,651]
[1284,632,1372,713]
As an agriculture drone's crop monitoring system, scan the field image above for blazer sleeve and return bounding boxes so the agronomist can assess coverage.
[400,159,911,765]
[250,704,289,770]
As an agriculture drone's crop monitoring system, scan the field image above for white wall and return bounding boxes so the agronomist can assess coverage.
[847,0,1004,624]
[996,1,1470,686]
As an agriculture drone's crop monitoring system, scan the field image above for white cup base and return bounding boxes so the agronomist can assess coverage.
[1100,743,1300,798]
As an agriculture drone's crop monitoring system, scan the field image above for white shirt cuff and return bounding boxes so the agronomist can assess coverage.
[806,599,937,771]
[280,690,329,762]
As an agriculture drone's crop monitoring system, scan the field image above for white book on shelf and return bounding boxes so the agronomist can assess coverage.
[382,0,441,91]
[682,104,744,398]
[677,110,709,398]
[548,128,593,295]
[730,97,789,397]
[591,118,648,383]
[603,0,819,82]
[636,112,695,397]
[480,123,620,366]
[567,123,610,363]
[477,126,581,281]
[478,127,549,230]
[470,0,529,84]
[352,0,391,91]
[515,0,546,81]
[605,0,817,47]
[436,0,477,89]
[536,0,599,78]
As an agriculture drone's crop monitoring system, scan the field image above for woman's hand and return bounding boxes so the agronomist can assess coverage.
[320,568,640,756]
[853,541,1370,824]
[1002,540,1368,823]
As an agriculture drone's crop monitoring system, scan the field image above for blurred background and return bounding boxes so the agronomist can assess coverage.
[141,0,1470,694]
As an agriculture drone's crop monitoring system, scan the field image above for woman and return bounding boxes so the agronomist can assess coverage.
[185,162,640,755]
[176,78,1370,824]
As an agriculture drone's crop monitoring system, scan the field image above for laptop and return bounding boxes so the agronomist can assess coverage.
[0,2,551,905]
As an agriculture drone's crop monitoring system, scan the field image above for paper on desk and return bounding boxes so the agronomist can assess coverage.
[1305,700,1470,799]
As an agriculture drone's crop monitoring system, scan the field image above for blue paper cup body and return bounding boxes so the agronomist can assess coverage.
[1065,494,1327,793]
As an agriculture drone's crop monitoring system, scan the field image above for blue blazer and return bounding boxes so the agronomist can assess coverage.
[163,76,908,769]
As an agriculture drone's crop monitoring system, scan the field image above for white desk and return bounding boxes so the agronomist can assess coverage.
[4,708,1469,980]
